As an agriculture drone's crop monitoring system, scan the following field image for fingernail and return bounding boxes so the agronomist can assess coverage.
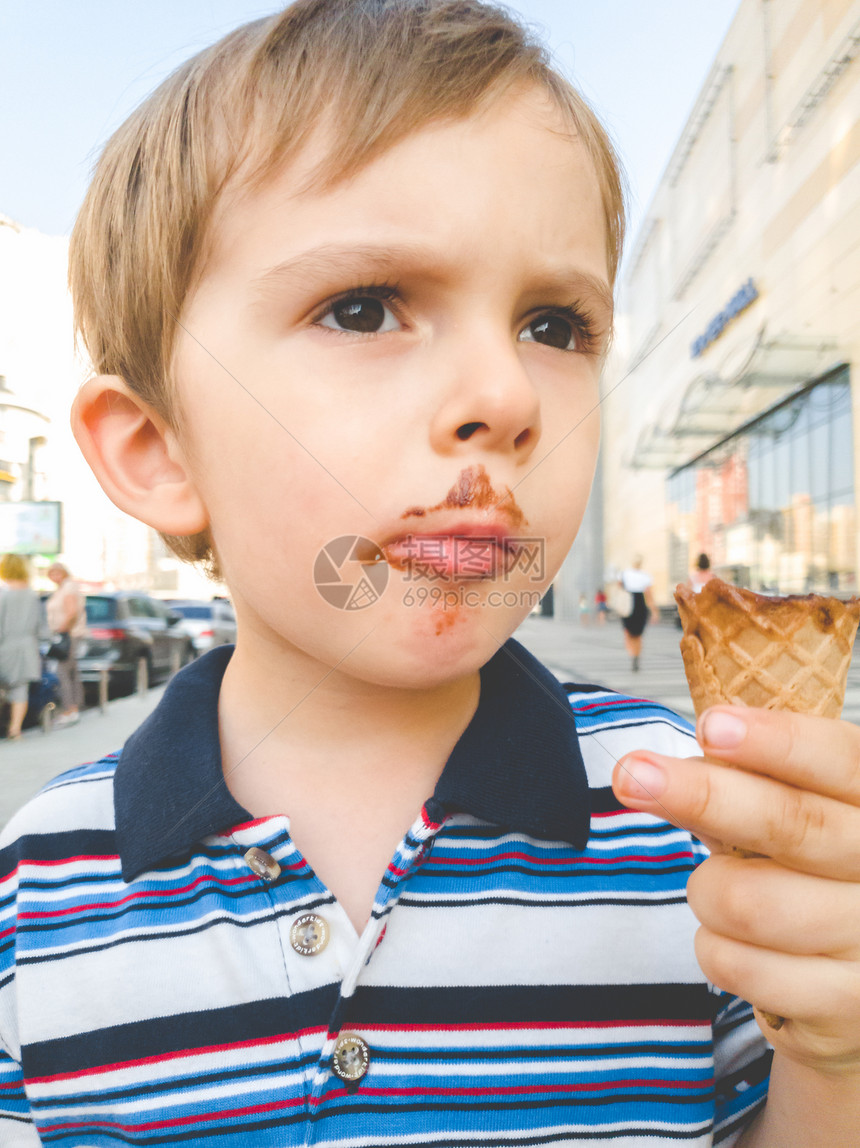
[617,757,666,802]
[702,709,747,748]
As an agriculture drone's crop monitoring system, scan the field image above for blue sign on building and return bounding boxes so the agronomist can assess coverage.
[691,278,758,358]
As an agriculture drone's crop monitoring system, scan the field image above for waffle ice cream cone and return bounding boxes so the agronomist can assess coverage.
[674,578,860,721]
[674,577,860,1031]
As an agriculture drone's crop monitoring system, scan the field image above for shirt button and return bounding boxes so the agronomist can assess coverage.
[290,913,329,956]
[243,847,281,881]
[332,1033,370,1083]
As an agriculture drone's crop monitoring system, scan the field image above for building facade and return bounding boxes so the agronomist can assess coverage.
[601,0,860,605]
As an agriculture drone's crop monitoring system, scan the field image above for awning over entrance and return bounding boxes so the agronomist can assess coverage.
[630,330,844,469]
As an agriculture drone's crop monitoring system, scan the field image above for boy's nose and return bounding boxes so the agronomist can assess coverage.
[429,338,541,459]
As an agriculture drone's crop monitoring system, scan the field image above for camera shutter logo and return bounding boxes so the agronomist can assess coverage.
[314,536,388,610]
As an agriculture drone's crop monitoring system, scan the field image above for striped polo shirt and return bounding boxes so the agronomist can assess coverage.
[0,639,771,1146]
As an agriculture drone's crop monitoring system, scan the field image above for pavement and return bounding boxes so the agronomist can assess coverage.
[3,615,860,832]
[515,613,700,721]
[0,684,166,832]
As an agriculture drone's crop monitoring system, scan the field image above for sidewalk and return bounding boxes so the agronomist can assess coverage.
[0,685,166,832]
[513,612,860,728]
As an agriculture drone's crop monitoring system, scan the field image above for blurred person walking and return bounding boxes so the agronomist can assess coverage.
[689,552,715,594]
[0,554,42,739]
[618,557,659,672]
[594,587,608,625]
[46,562,85,726]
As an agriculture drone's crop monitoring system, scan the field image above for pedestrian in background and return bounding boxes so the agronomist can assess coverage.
[594,587,608,625]
[689,552,714,594]
[45,562,85,727]
[0,554,41,740]
[618,556,659,672]
[578,592,589,625]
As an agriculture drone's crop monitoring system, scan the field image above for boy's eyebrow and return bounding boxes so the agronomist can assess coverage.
[249,242,614,316]
[249,244,419,297]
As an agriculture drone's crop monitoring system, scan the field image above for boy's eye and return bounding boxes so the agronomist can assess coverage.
[519,313,579,351]
[317,295,400,334]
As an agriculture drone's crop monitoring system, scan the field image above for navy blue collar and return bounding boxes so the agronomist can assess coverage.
[115,638,590,881]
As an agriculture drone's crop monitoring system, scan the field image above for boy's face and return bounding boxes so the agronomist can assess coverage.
[173,87,612,687]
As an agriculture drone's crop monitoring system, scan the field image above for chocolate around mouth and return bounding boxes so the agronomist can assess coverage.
[401,464,527,530]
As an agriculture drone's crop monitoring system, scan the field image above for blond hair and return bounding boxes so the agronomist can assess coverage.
[70,0,626,571]
[0,553,30,583]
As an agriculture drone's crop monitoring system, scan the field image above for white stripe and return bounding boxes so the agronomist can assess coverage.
[354,1022,714,1048]
[17,914,344,1041]
[0,777,115,844]
[360,901,703,987]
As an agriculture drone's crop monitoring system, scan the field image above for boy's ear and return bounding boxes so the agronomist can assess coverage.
[71,375,209,537]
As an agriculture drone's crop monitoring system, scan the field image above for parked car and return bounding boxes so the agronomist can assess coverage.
[77,592,196,695]
[164,598,237,654]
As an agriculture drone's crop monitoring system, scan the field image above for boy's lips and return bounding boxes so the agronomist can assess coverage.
[380,521,521,581]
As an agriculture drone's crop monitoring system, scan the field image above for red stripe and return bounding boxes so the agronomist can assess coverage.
[420,806,445,832]
[228,817,276,832]
[25,1026,328,1085]
[575,698,655,712]
[18,873,257,920]
[18,855,118,869]
[40,1093,307,1135]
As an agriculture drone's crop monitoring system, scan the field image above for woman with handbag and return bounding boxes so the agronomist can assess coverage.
[0,554,42,739]
[46,562,86,727]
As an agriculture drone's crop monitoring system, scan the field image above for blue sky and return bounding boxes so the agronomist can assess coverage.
[0,1,740,253]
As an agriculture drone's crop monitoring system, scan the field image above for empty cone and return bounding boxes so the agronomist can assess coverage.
[674,578,860,721]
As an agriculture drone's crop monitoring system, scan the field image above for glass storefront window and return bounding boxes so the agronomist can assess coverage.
[667,369,855,594]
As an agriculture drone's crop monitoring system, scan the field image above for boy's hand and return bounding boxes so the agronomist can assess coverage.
[613,707,860,1073]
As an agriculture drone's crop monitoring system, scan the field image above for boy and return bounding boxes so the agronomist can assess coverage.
[1,1,859,1143]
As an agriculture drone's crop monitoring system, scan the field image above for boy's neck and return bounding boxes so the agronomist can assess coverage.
[216,638,481,933]
[217,637,481,796]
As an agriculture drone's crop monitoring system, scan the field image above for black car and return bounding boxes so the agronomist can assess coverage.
[77,592,196,695]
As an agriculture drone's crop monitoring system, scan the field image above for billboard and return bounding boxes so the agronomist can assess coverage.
[0,501,62,556]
